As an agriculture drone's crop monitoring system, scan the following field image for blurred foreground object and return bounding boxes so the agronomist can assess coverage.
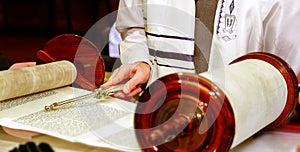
[9,142,54,152]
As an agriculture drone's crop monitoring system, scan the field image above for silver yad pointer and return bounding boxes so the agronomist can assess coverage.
[44,84,124,111]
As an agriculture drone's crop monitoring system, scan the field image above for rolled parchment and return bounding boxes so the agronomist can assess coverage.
[0,60,77,101]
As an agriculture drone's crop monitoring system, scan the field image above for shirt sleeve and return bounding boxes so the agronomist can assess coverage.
[262,0,300,74]
[116,0,151,65]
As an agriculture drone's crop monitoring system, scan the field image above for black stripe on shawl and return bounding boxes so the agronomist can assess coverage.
[146,32,194,41]
[153,59,195,70]
[149,49,193,62]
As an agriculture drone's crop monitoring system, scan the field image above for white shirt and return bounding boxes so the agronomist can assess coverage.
[116,0,300,81]
[210,0,300,75]
[117,0,196,83]
[108,23,121,58]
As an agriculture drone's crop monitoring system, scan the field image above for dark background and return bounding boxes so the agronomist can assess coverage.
[0,0,119,68]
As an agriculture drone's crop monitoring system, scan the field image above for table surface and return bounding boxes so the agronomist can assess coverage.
[1,72,299,152]
[1,127,300,152]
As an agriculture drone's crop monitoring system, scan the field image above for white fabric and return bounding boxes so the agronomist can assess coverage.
[116,0,196,84]
[116,0,149,65]
[209,0,300,75]
[108,23,121,58]
[116,0,300,82]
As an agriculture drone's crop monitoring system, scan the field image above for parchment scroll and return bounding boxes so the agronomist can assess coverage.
[0,61,77,101]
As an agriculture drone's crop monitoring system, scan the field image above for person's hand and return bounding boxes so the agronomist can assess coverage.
[101,62,151,98]
[9,62,36,70]
[2,126,40,139]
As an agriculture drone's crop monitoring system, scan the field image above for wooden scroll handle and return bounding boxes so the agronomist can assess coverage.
[36,34,105,91]
[135,52,298,152]
[135,73,234,152]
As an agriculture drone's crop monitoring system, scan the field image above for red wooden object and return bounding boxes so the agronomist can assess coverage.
[134,52,298,152]
[135,73,235,152]
[36,34,105,90]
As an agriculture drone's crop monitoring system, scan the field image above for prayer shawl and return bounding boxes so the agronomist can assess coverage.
[144,0,196,82]
[117,0,300,83]
[116,0,196,84]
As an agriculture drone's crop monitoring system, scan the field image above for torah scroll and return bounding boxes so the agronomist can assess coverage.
[0,61,77,101]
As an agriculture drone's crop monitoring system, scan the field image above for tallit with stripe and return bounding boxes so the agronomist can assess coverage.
[144,0,196,81]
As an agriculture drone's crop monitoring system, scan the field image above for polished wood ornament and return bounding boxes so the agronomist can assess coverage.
[135,73,235,152]
[135,52,298,152]
[36,34,105,90]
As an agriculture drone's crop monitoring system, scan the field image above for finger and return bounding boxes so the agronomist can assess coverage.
[8,62,36,70]
[102,66,130,87]
[107,68,123,84]
[123,71,147,94]
[110,65,132,83]
[129,87,142,97]
[112,91,126,99]
[101,80,113,88]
